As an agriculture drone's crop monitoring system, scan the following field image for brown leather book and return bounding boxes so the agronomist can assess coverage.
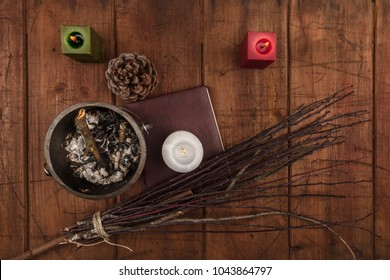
[125,86,224,188]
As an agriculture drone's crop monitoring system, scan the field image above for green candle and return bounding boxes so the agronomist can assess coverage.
[61,25,103,63]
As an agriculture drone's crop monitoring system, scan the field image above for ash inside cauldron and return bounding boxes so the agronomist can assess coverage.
[64,108,141,185]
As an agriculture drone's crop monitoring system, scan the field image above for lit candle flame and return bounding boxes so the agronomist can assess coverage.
[261,41,270,49]
[69,35,78,42]
[179,147,188,157]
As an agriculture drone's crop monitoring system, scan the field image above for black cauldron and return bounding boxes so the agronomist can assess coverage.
[44,102,147,199]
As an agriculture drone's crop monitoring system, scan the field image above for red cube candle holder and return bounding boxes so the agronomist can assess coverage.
[240,31,276,69]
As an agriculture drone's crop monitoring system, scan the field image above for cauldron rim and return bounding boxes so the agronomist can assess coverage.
[44,101,147,199]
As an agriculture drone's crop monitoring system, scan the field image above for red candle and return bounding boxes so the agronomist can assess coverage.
[240,31,276,69]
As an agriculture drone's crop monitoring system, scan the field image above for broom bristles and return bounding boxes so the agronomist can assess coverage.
[61,86,369,251]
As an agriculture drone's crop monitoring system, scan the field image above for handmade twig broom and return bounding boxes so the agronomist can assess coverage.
[12,86,370,259]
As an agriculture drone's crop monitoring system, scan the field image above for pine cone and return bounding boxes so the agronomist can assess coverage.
[105,53,158,101]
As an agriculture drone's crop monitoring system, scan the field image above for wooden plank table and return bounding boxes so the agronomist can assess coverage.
[0,0,388,260]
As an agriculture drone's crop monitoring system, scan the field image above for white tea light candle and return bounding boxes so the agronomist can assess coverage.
[162,130,203,173]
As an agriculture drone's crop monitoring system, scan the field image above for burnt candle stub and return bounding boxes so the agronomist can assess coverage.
[64,108,141,185]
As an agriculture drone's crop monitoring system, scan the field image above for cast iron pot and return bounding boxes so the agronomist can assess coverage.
[44,102,147,199]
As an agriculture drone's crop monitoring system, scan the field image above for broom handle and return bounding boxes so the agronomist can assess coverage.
[9,236,65,260]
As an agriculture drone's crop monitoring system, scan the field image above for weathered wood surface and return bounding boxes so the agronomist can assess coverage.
[375,0,390,260]
[203,0,289,259]
[0,0,389,259]
[0,0,27,259]
[289,0,373,259]
[27,0,116,259]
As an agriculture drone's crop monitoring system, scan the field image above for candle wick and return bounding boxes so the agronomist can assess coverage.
[179,148,187,156]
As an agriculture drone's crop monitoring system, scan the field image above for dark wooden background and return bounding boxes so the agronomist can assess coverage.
[1,0,389,260]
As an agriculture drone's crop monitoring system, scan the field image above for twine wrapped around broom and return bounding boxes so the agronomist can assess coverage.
[12,86,370,260]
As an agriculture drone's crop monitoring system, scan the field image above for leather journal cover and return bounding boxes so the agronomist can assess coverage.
[125,86,224,188]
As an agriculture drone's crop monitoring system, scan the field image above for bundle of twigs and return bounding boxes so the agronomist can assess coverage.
[13,86,369,259]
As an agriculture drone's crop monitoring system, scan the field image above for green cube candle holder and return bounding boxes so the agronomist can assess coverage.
[61,25,103,63]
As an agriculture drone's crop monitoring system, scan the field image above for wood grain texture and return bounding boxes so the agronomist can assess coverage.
[203,0,289,259]
[0,0,27,259]
[2,0,389,260]
[27,0,116,259]
[289,0,373,259]
[115,0,203,259]
[375,0,390,260]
